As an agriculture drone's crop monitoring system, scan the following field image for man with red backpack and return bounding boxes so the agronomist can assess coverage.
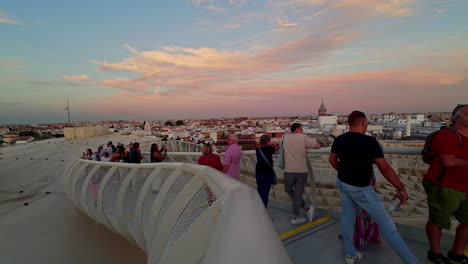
[423,104,468,264]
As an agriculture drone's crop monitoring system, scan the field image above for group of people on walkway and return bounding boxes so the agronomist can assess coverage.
[253,105,467,264]
[81,141,167,164]
[81,141,130,162]
[197,134,242,180]
[78,104,467,264]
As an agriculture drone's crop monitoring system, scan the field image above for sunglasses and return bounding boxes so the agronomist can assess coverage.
[452,104,468,117]
[454,104,468,112]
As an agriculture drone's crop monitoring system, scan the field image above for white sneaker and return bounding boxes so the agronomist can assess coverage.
[345,252,363,264]
[307,205,315,222]
[291,217,307,225]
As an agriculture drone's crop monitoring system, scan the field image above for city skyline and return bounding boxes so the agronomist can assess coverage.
[1,0,468,124]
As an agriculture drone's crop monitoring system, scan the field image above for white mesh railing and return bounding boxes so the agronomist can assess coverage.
[140,140,204,153]
[63,160,291,264]
[141,147,422,201]
[139,146,430,228]
[165,183,216,251]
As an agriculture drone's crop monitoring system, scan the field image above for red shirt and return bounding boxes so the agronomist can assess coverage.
[423,129,468,193]
[198,154,224,171]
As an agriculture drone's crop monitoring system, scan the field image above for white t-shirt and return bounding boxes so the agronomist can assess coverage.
[107,147,114,156]
[283,133,317,173]
[100,156,111,162]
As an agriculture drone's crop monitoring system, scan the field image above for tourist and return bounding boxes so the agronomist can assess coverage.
[99,144,109,157]
[111,145,126,162]
[338,143,383,249]
[217,134,242,180]
[198,143,223,171]
[107,141,114,156]
[81,149,95,160]
[329,111,419,264]
[283,123,320,225]
[95,145,103,161]
[129,142,142,163]
[176,136,180,141]
[100,150,111,162]
[150,143,167,163]
[423,104,468,264]
[255,134,278,207]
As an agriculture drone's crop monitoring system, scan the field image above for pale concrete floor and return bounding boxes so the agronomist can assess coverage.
[268,201,457,264]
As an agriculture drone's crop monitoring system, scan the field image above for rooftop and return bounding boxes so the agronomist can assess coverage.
[0,136,462,263]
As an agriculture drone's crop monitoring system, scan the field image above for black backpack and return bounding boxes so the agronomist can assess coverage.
[123,151,131,163]
[422,127,463,165]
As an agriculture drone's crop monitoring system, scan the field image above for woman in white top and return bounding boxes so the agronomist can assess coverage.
[100,151,111,162]
[81,149,95,160]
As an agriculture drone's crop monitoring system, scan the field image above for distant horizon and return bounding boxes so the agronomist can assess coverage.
[1,1,467,124]
[1,108,453,126]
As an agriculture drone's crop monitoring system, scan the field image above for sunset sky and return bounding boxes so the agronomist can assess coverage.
[1,0,467,124]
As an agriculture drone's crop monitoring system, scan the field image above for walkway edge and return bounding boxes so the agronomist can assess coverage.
[279,216,332,240]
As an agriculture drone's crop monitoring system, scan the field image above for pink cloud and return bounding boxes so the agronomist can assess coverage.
[68,0,417,99]
[293,0,415,17]
[63,75,90,82]
[87,65,466,120]
[0,10,20,25]
[85,27,353,96]
[64,0,466,119]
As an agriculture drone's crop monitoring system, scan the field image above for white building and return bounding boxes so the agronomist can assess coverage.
[317,116,337,127]
[415,114,425,123]
[367,125,383,136]
[144,122,151,131]
[303,128,322,134]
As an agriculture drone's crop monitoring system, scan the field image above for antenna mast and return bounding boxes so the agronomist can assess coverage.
[66,97,71,124]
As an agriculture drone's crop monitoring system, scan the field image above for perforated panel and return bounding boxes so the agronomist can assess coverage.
[165,184,216,253]
[156,172,192,230]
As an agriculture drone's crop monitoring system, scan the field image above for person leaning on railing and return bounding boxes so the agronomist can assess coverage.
[217,134,242,180]
[150,143,167,163]
[81,149,95,160]
[129,142,142,163]
[283,123,320,225]
[111,145,126,162]
[198,143,223,171]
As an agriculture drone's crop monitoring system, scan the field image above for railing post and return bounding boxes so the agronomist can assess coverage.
[306,158,317,205]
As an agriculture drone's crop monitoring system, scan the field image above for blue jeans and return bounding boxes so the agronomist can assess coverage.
[336,179,420,264]
[256,172,273,207]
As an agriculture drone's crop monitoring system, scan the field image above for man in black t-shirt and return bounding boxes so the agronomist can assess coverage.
[329,111,419,264]
[331,128,384,187]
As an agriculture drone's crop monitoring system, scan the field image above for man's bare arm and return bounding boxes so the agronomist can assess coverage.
[305,137,321,149]
[374,158,408,205]
[374,158,405,191]
[329,153,339,171]
[440,155,468,168]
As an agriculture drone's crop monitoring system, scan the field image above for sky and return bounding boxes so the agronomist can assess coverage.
[1,0,467,124]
